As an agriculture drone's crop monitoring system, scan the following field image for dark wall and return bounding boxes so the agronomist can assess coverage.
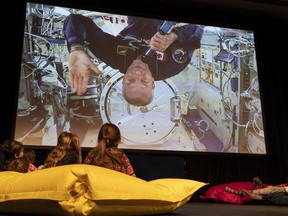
[1,0,287,187]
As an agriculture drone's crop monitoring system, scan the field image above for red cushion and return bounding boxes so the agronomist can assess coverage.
[200,182,270,204]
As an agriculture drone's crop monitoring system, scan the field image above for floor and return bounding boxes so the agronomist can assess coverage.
[163,202,288,216]
[0,201,287,216]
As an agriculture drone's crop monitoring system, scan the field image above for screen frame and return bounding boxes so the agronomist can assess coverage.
[10,0,271,156]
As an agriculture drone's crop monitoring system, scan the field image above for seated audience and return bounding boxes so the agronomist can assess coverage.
[83,123,136,177]
[1,139,37,172]
[40,131,82,169]
[4,157,30,173]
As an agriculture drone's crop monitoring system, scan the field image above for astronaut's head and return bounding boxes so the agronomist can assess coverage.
[122,56,155,106]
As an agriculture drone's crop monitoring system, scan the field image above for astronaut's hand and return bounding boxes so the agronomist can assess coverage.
[146,31,178,52]
[68,50,101,95]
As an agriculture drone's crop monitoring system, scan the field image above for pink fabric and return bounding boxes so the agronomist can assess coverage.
[200,182,270,204]
[28,163,37,172]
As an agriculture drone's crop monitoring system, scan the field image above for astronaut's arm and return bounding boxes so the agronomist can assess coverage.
[173,24,204,50]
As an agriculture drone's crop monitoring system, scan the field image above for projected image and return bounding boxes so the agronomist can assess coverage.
[14,2,266,154]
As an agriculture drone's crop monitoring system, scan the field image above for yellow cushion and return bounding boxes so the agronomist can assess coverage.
[0,164,207,215]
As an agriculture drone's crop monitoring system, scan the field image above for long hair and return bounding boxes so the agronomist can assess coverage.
[92,123,122,165]
[1,139,24,160]
[43,131,82,168]
[24,149,36,164]
[5,157,29,173]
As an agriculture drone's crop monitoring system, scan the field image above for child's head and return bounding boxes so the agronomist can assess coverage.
[1,139,24,160]
[24,149,36,164]
[5,157,29,173]
[98,123,121,148]
[57,131,81,150]
[43,131,82,168]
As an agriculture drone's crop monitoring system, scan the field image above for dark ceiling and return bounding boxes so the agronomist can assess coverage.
[244,0,288,7]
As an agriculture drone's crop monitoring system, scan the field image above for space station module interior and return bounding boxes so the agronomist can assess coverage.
[15,3,265,154]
